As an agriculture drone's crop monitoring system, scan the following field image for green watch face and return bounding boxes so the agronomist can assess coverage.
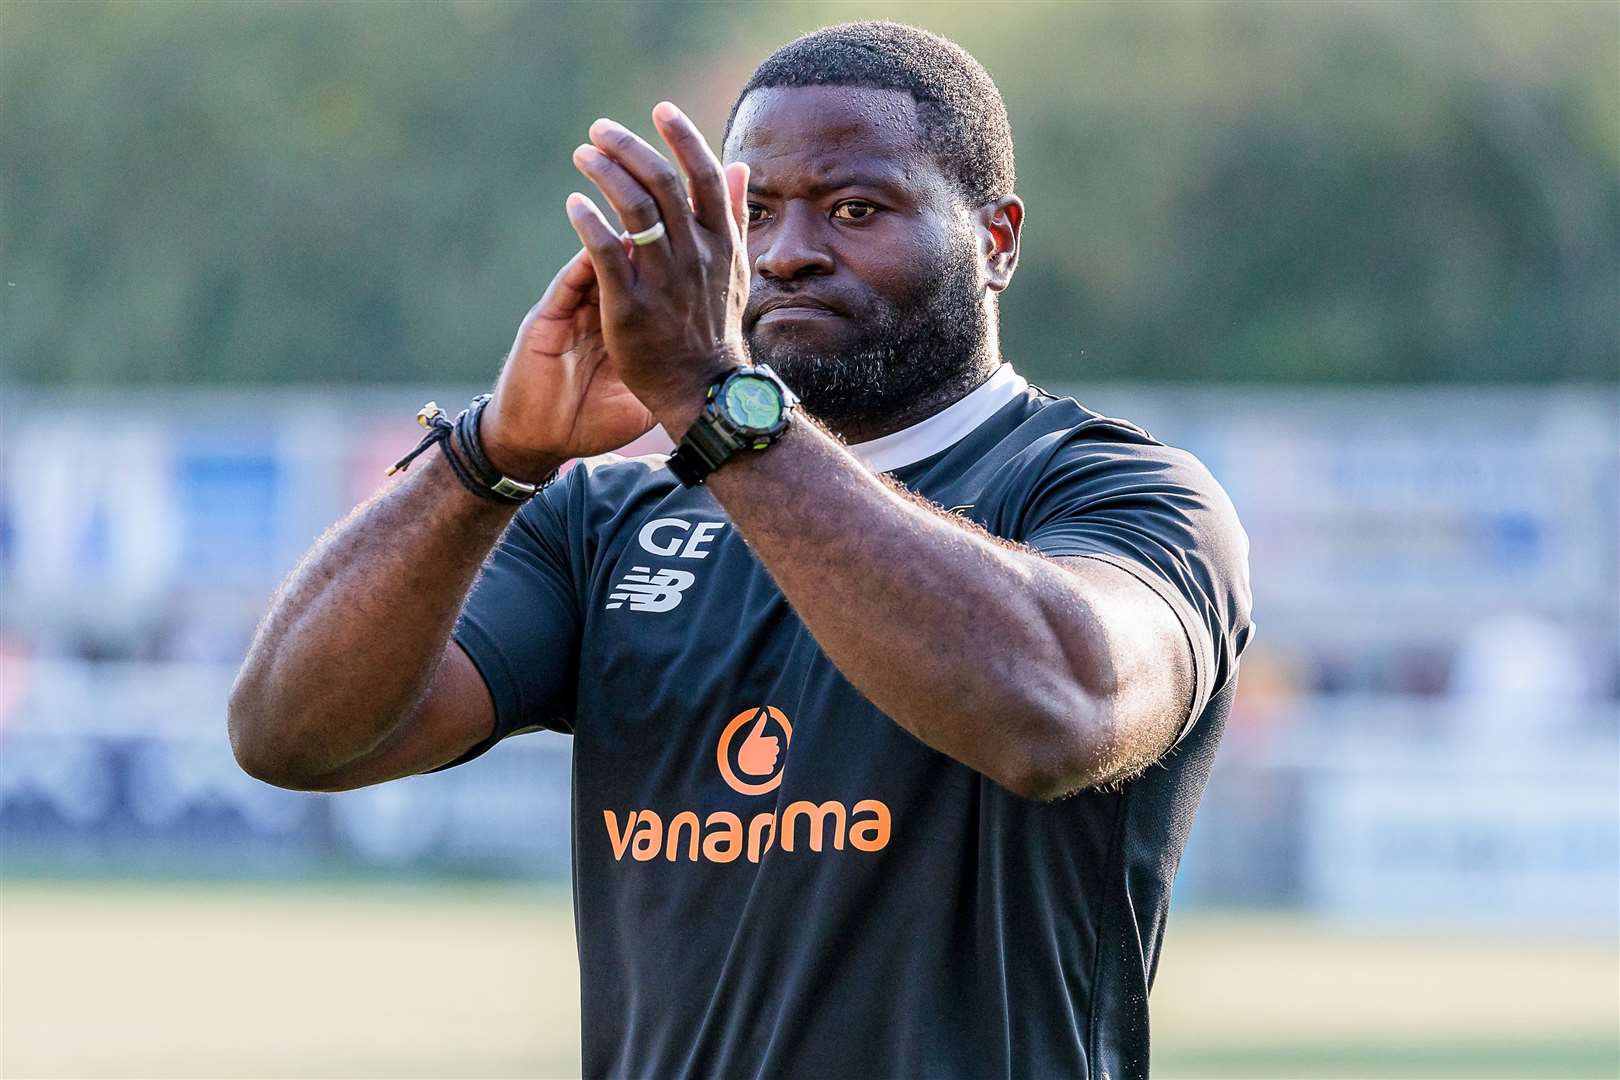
[722,374,785,432]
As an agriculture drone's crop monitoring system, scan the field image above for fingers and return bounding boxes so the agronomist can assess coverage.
[535,247,598,319]
[651,102,730,235]
[588,118,690,239]
[565,192,632,290]
[572,144,672,257]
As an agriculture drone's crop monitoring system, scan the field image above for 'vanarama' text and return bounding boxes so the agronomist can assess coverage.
[603,800,892,863]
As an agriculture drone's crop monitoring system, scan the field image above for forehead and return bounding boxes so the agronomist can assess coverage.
[724,85,948,194]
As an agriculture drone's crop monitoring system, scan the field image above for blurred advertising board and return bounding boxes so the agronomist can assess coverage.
[1,384,1615,928]
[0,660,571,877]
[2,384,1614,654]
[1085,384,1618,650]
[3,660,1615,935]
[1300,756,1619,930]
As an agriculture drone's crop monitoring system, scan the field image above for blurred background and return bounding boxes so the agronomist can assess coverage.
[1,1,1616,1077]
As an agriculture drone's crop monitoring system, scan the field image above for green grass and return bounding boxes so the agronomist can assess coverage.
[1159,1039,1620,1079]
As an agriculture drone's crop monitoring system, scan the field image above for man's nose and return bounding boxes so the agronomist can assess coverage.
[753,204,835,282]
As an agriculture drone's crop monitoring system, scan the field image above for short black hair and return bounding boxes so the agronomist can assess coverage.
[724,21,1015,207]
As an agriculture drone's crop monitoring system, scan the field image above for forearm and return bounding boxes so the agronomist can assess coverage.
[228,450,540,784]
[704,417,1111,797]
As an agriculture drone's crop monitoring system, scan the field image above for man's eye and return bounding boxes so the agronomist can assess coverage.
[831,201,877,222]
[746,204,770,224]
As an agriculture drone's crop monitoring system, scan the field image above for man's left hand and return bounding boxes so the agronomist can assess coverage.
[565,103,752,437]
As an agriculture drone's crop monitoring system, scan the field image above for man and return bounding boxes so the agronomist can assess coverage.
[230,21,1251,1080]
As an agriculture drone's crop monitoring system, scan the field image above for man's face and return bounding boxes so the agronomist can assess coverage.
[723,86,991,430]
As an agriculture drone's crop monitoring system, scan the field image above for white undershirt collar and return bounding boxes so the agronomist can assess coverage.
[846,363,1028,473]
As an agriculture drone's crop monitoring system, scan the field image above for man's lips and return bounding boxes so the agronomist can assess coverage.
[756,306,842,325]
[748,296,846,327]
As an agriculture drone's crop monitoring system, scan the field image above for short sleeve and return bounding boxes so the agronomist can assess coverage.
[438,469,583,770]
[1016,434,1253,734]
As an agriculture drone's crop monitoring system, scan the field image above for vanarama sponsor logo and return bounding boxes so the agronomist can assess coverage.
[601,706,893,864]
[601,799,892,864]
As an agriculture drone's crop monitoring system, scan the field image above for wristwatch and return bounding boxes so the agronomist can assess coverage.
[666,364,798,487]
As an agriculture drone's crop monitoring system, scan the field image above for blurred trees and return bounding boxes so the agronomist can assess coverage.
[2,0,1614,386]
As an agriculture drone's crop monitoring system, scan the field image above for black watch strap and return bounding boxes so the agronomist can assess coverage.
[667,421,737,486]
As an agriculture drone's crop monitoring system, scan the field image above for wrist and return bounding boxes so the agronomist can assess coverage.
[477,402,569,483]
[647,344,749,439]
[656,401,708,443]
[478,434,568,486]
[425,450,524,517]
[390,396,558,505]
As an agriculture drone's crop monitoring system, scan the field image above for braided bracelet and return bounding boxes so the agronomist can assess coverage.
[388,399,552,504]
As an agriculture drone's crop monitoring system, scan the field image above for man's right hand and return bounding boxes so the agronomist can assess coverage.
[480,246,658,481]
[232,246,645,791]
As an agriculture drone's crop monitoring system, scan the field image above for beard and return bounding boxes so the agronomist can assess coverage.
[742,233,992,434]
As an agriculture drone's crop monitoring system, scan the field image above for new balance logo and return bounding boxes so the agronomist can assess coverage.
[606,566,696,612]
[605,518,724,613]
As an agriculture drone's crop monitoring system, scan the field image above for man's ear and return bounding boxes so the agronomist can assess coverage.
[980,195,1023,293]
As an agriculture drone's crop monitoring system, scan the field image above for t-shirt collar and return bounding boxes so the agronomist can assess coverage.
[847,363,1029,473]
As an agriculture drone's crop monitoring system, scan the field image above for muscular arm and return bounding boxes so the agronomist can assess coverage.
[229,242,653,791]
[227,451,549,791]
[697,414,1195,801]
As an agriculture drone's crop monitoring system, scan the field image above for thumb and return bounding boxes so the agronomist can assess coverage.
[725,161,750,241]
[534,247,597,321]
[744,706,769,743]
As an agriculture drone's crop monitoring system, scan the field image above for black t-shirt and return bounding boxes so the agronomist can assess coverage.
[450,367,1253,1080]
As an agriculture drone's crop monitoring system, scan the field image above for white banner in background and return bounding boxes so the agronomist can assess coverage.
[1302,758,1620,930]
